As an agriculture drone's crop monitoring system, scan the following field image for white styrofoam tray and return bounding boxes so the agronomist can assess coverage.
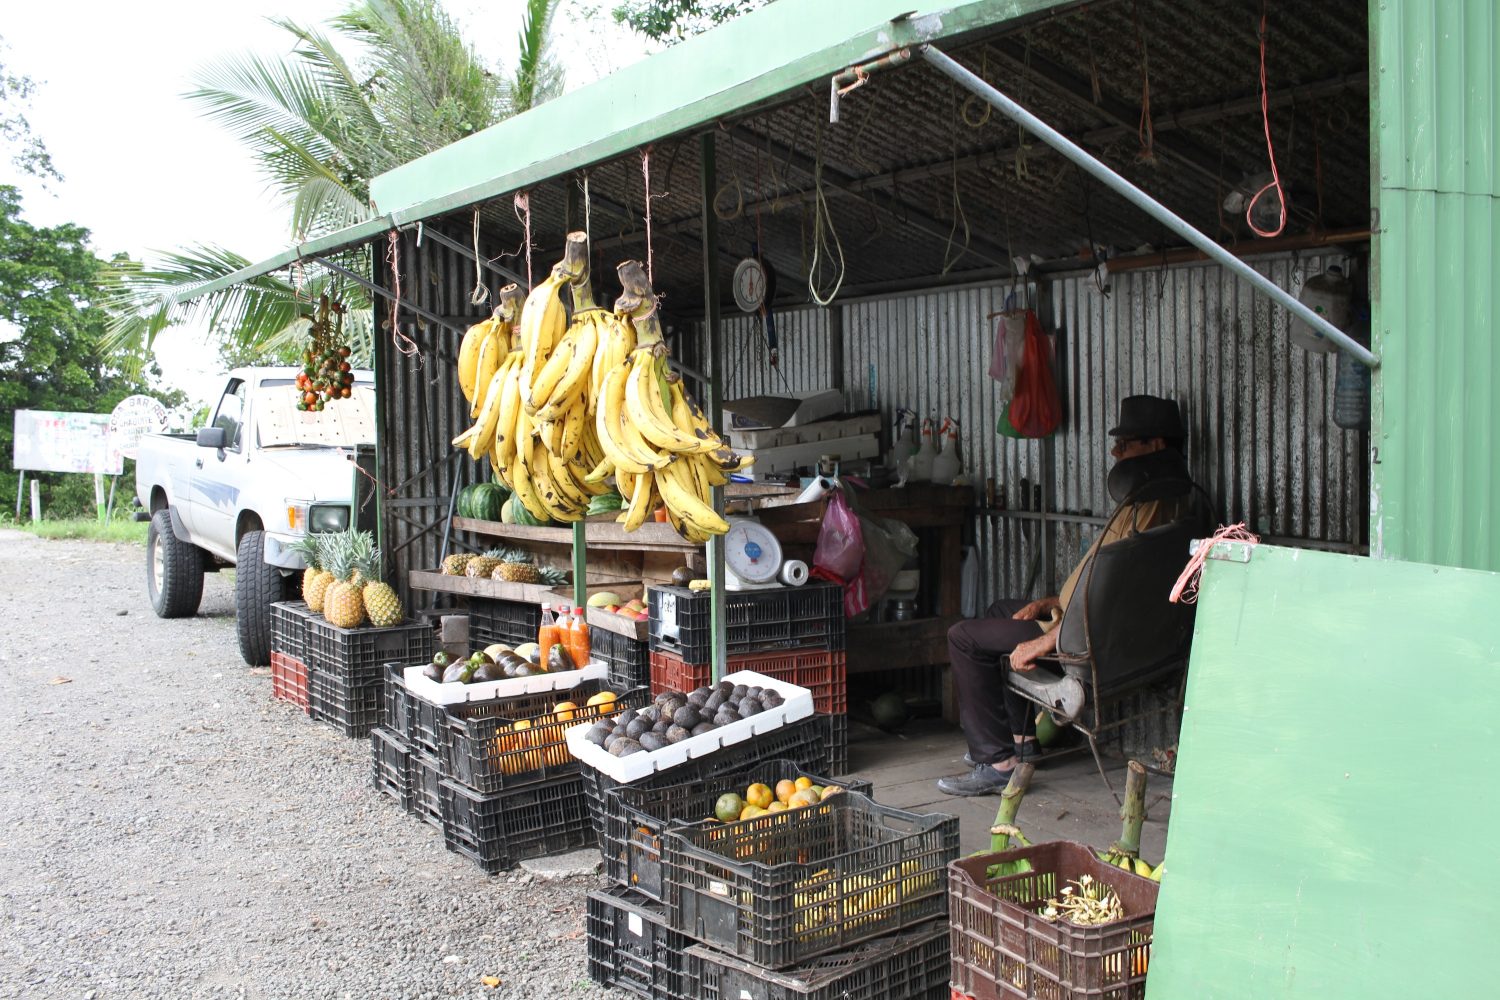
[403,660,606,705]
[564,670,814,783]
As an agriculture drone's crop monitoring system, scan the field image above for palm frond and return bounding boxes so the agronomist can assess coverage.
[514,0,565,113]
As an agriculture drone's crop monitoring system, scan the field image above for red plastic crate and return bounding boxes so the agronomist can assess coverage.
[649,648,847,714]
[270,651,310,713]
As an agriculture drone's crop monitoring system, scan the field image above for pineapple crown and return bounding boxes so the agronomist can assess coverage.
[290,535,323,570]
[322,533,357,581]
[536,566,569,586]
[501,548,534,564]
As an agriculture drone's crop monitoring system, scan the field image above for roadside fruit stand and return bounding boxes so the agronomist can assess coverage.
[196,0,1500,995]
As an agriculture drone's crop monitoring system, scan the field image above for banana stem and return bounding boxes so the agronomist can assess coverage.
[1112,759,1148,858]
[554,230,590,291]
[989,763,1035,852]
[615,260,664,346]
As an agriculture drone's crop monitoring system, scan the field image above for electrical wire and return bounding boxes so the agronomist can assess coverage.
[1246,2,1287,238]
[807,127,845,306]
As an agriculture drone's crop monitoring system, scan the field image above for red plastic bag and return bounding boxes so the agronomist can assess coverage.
[1006,310,1061,438]
[812,489,864,583]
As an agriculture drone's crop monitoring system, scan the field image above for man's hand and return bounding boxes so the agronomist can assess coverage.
[1012,596,1061,621]
[1008,631,1058,673]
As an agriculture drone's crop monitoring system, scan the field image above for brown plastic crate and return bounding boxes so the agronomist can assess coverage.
[650,648,848,714]
[948,842,1156,1000]
[270,652,310,713]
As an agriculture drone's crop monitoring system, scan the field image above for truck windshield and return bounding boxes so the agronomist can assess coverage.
[254,379,377,448]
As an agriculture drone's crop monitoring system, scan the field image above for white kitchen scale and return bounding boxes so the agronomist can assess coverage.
[723,518,785,591]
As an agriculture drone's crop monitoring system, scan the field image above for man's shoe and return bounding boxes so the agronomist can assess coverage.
[937,763,1015,797]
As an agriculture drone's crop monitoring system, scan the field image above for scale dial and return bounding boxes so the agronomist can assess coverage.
[732,257,768,313]
[723,519,782,585]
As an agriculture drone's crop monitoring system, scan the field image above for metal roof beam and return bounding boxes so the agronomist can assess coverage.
[417,226,531,290]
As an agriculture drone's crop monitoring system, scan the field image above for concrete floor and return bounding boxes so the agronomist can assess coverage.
[839,717,1174,863]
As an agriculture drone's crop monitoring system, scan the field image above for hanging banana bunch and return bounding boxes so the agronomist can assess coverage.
[452,286,525,463]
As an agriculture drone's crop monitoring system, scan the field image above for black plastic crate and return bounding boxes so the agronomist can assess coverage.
[384,663,412,740]
[438,776,593,874]
[308,661,385,738]
[409,751,443,829]
[466,597,542,651]
[270,601,313,662]
[305,617,433,676]
[370,727,411,810]
[587,886,693,1000]
[603,758,874,902]
[591,626,649,689]
[665,791,959,969]
[686,920,951,1000]
[581,714,827,851]
[823,712,850,776]
[648,582,845,661]
[443,686,648,795]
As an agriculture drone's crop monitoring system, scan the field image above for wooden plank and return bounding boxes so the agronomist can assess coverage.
[449,515,701,553]
[408,569,554,603]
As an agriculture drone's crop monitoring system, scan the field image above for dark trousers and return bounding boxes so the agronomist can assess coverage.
[948,598,1044,765]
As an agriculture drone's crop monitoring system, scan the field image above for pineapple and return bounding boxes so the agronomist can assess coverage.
[536,566,569,587]
[493,550,542,584]
[441,552,476,576]
[321,532,366,629]
[466,547,509,579]
[297,534,335,613]
[358,545,404,628]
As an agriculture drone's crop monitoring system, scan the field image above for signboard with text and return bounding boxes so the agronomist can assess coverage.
[12,409,124,475]
[107,395,169,460]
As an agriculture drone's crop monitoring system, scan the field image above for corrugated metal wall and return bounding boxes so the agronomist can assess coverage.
[715,251,1368,605]
[1372,0,1500,572]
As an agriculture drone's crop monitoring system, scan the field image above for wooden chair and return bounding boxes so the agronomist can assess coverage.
[1007,483,1211,798]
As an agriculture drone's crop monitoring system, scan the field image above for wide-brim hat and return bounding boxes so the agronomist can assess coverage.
[1108,394,1185,440]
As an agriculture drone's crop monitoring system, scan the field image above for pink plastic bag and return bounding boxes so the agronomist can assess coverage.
[812,490,864,583]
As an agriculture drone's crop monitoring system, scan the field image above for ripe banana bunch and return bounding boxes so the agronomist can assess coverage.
[456,302,514,418]
[452,289,524,463]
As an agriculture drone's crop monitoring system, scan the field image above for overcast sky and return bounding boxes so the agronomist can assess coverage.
[2,1,649,408]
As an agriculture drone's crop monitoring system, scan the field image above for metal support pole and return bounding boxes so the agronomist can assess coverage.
[700,131,728,683]
[572,522,587,614]
[15,472,24,521]
[919,45,1379,369]
[105,475,118,523]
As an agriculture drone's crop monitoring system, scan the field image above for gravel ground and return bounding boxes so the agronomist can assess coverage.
[0,530,624,1000]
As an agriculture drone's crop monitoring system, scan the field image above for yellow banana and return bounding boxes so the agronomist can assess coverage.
[466,363,508,460]
[671,381,728,452]
[557,395,587,460]
[615,468,636,505]
[526,326,577,418]
[656,455,730,535]
[536,417,563,455]
[567,457,610,496]
[624,349,718,455]
[517,274,568,415]
[619,468,656,531]
[1133,857,1154,879]
[529,439,581,522]
[579,422,605,471]
[471,326,502,419]
[533,311,600,422]
[589,311,635,406]
[546,445,592,510]
[457,316,494,405]
[509,426,550,524]
[493,349,525,468]
[583,453,616,485]
[594,362,654,474]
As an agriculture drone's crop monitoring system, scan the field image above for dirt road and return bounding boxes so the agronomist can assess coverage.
[0,531,618,1000]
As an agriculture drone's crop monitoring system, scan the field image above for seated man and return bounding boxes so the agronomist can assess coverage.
[937,394,1197,796]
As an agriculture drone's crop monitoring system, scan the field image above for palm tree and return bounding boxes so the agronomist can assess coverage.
[104,0,563,363]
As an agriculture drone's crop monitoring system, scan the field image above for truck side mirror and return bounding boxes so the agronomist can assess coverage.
[196,427,227,450]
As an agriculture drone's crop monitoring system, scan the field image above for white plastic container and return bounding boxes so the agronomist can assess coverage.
[402,660,607,705]
[564,670,814,783]
[1291,266,1352,353]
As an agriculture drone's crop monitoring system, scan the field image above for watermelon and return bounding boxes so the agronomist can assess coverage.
[457,482,509,520]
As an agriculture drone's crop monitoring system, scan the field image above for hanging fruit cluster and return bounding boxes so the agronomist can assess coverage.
[295,296,355,411]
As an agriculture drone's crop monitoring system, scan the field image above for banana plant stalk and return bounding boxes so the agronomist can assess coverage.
[988,762,1036,853]
[1111,759,1148,858]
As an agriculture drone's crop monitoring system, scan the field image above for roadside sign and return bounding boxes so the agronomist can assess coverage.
[108,395,169,460]
[11,409,123,474]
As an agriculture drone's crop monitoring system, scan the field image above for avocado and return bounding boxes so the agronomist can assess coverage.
[704,692,725,712]
[652,719,671,735]
[638,733,667,752]
[421,661,443,683]
[512,663,533,677]
[690,722,716,737]
[686,689,709,708]
[761,690,784,709]
[626,718,651,739]
[713,709,739,728]
[670,565,695,587]
[471,661,502,683]
[673,705,701,729]
[585,723,612,747]
[441,661,467,684]
[665,725,691,744]
[738,699,763,718]
[610,738,644,757]
[731,684,748,699]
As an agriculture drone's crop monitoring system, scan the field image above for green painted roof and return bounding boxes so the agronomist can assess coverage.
[368,0,1071,223]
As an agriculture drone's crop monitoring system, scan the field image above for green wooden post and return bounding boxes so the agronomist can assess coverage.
[700,130,727,683]
[572,521,587,612]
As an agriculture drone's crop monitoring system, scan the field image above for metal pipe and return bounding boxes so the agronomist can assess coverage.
[920,45,1378,370]
[416,226,530,290]
[831,48,912,123]
[700,131,727,684]
[309,256,471,339]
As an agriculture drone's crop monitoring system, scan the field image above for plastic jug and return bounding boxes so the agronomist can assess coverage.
[1291,265,1352,353]
[931,418,963,485]
[908,418,937,482]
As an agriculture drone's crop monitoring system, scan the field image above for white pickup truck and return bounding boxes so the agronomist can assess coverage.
[135,366,376,664]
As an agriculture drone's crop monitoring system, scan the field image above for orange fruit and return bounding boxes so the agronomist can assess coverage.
[766,801,788,813]
[738,804,765,821]
[775,780,797,804]
[553,701,579,721]
[788,790,818,809]
[586,691,617,709]
[820,785,843,799]
[745,783,773,810]
[794,776,813,791]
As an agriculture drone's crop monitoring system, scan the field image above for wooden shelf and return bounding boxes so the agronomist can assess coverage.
[449,515,700,553]
[409,569,558,604]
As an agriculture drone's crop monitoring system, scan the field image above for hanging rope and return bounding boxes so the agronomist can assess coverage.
[1169,524,1260,604]
[469,208,489,307]
[513,191,533,287]
[385,230,419,357]
[1130,0,1157,165]
[807,126,845,306]
[1246,0,1287,237]
[641,147,656,285]
[1312,110,1326,232]
[582,172,592,243]
[942,87,971,275]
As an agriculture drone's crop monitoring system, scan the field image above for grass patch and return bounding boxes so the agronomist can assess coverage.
[10,517,150,544]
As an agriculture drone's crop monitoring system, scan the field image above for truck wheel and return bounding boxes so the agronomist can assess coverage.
[235,529,282,666]
[147,509,204,618]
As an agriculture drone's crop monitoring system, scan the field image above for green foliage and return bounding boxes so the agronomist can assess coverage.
[608,0,770,42]
[0,37,61,184]
[6,514,149,544]
[513,0,565,114]
[104,0,539,362]
[0,186,184,519]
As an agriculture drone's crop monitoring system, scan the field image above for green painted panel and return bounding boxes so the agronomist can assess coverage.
[1146,544,1500,1000]
[1373,0,1500,573]
[368,0,1076,224]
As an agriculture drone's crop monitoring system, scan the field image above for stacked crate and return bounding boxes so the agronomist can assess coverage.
[372,666,645,874]
[305,618,432,738]
[585,755,956,1000]
[268,601,316,713]
[647,580,850,774]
